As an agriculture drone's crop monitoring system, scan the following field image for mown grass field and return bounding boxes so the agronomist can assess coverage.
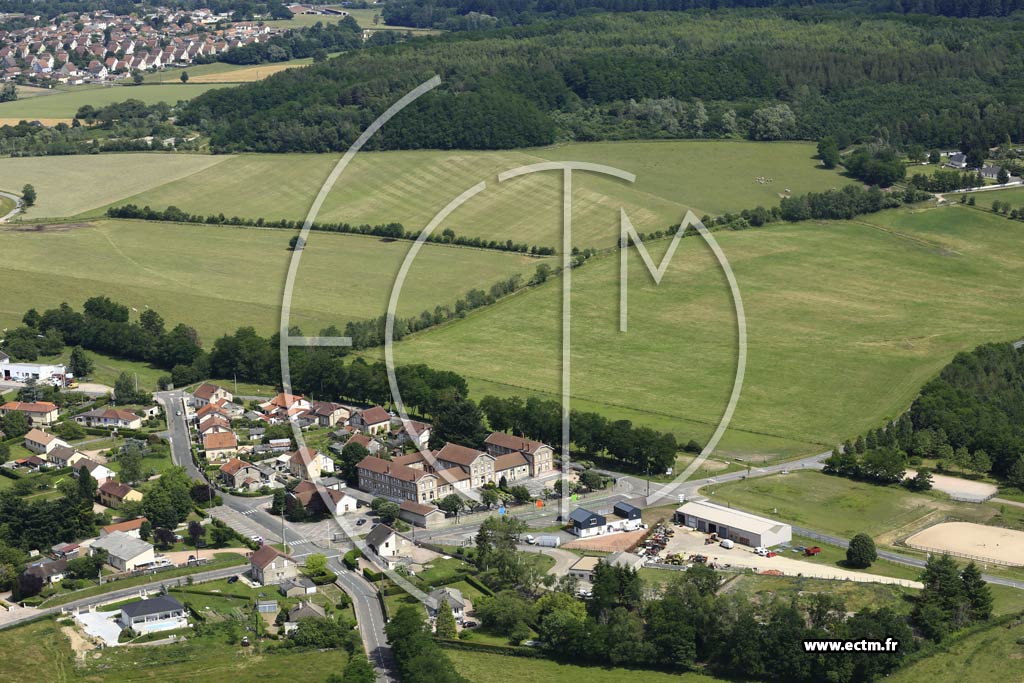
[388,203,1024,455]
[446,649,729,683]
[0,219,553,341]
[142,55,334,84]
[963,186,1024,208]
[104,141,851,249]
[888,620,1024,683]
[0,83,232,122]
[703,470,998,540]
[0,153,229,219]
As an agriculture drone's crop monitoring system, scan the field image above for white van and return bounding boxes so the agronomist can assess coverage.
[720,539,734,549]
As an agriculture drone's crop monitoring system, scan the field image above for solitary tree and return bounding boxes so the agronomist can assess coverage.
[187,520,204,548]
[998,167,1010,184]
[846,533,877,568]
[68,345,94,379]
[179,70,189,83]
[435,599,458,639]
[21,184,35,207]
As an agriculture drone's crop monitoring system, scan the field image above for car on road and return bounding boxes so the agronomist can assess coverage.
[227,576,239,583]
[176,410,182,416]
[250,535,264,544]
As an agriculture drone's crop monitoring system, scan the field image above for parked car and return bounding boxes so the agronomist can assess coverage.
[356,518,367,526]
[754,546,769,557]
[720,539,734,549]
[524,534,536,544]
[227,576,239,584]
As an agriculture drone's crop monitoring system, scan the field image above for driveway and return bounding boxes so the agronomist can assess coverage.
[0,190,22,223]
[76,610,124,646]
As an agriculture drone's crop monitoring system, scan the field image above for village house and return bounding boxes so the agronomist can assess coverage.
[100,517,149,539]
[118,595,187,634]
[97,480,143,508]
[192,382,233,408]
[427,586,466,621]
[259,393,310,421]
[364,523,415,568]
[289,479,357,517]
[399,500,446,528]
[47,445,84,468]
[279,575,317,598]
[283,600,326,633]
[72,457,115,483]
[75,407,143,429]
[203,431,238,459]
[353,406,391,435]
[484,432,555,477]
[1,400,59,426]
[219,457,262,490]
[23,557,69,585]
[89,531,155,571]
[23,428,68,456]
[310,400,349,427]
[287,446,333,480]
[249,545,299,585]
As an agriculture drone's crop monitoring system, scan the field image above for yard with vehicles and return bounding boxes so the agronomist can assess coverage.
[0,218,553,342]
[0,83,233,124]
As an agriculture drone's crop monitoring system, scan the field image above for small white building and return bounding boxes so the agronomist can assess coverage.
[569,502,644,538]
[118,595,187,634]
[675,500,792,548]
[0,354,70,384]
[89,531,156,571]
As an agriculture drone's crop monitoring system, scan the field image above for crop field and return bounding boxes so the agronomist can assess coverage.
[143,56,329,84]
[103,141,851,249]
[0,83,232,122]
[0,153,230,219]
[387,204,1024,455]
[0,219,553,341]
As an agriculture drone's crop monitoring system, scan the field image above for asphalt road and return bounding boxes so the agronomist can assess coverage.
[0,190,22,223]
[155,391,397,682]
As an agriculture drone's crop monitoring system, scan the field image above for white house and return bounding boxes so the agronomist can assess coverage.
[89,531,155,571]
[118,595,188,634]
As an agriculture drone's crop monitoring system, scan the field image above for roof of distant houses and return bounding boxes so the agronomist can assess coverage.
[91,530,152,559]
[2,401,58,413]
[24,428,56,444]
[120,595,184,619]
[220,457,255,475]
[250,544,291,569]
[101,517,148,535]
[79,407,141,421]
[203,431,238,450]
[485,431,547,454]
[360,406,390,425]
[399,500,441,516]
[98,480,137,500]
[193,382,223,400]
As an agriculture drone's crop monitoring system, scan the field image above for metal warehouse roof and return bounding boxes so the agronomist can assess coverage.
[676,500,790,535]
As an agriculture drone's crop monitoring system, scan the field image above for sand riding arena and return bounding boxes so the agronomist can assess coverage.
[905,521,1024,566]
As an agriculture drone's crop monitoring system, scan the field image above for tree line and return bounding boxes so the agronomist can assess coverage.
[382,0,1024,29]
[466,546,991,683]
[779,184,930,222]
[827,342,1024,489]
[105,203,555,255]
[182,10,1024,153]
[480,394,680,473]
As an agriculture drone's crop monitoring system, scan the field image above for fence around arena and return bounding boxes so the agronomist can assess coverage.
[902,542,1022,567]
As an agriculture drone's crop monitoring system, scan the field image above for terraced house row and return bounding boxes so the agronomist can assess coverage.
[355,432,554,504]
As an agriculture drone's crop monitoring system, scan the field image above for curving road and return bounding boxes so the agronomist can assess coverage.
[0,190,23,223]
[156,392,396,682]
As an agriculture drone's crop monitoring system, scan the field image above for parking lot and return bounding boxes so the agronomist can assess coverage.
[652,526,922,588]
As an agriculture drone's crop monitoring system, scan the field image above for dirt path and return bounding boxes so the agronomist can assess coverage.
[61,624,97,662]
[160,547,251,564]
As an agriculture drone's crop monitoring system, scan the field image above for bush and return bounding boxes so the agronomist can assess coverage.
[309,571,338,585]
[362,567,382,582]
[343,548,362,570]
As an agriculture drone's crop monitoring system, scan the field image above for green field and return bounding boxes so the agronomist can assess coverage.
[104,141,851,249]
[388,203,1024,455]
[0,83,232,121]
[447,649,728,683]
[0,219,553,341]
[963,186,1024,207]
[0,154,229,219]
[705,471,975,540]
[888,620,1024,683]
[0,617,349,683]
[721,573,917,613]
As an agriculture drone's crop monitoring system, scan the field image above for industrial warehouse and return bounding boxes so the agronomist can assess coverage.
[675,499,792,548]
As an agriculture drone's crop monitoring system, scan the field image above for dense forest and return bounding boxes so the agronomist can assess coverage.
[382,0,1024,29]
[183,10,1024,153]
